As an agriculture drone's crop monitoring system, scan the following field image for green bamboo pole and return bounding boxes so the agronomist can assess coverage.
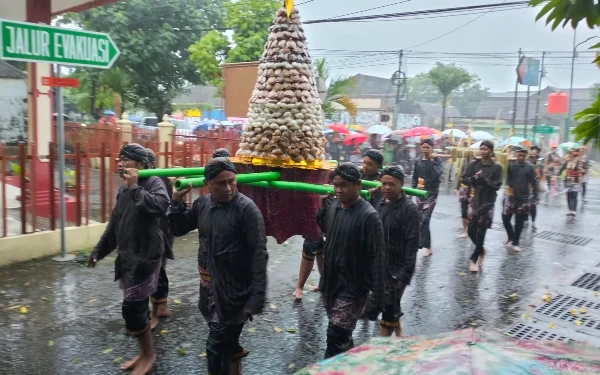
[246,180,371,200]
[360,179,428,198]
[174,172,281,190]
[138,167,205,178]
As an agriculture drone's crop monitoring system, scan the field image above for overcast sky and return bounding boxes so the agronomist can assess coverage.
[298,0,600,92]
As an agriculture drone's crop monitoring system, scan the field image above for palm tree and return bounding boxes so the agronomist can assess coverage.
[101,68,132,119]
[428,63,472,132]
[313,58,357,120]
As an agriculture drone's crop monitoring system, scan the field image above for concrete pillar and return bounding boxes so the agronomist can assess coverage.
[158,115,174,168]
[117,112,133,144]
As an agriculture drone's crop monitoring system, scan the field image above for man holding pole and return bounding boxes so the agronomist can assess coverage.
[88,144,170,375]
[168,158,268,375]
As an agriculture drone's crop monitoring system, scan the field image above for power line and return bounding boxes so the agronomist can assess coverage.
[303,2,529,24]
[327,0,412,20]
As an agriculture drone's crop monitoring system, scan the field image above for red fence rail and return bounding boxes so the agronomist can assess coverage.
[0,129,238,238]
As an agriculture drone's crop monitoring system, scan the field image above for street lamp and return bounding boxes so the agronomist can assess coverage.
[566,31,598,142]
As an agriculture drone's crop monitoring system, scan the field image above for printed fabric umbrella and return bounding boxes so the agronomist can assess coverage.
[348,124,366,132]
[402,127,437,137]
[443,129,467,138]
[328,123,350,134]
[344,132,368,146]
[471,131,494,141]
[366,125,393,135]
[295,328,600,375]
[559,142,580,151]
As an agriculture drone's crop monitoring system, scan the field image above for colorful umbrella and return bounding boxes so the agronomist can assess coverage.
[348,124,365,132]
[295,329,600,375]
[366,125,392,135]
[402,127,437,137]
[501,136,529,147]
[471,131,494,141]
[443,129,467,138]
[559,142,580,151]
[344,132,368,146]
[328,123,350,134]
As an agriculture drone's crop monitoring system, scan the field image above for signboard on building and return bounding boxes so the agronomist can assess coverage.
[516,56,540,86]
[41,77,79,88]
[396,113,422,129]
[535,125,554,134]
[0,19,120,69]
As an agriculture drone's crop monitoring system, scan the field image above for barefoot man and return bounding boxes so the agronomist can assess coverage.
[145,148,175,330]
[88,144,169,375]
[168,158,268,375]
[293,237,325,300]
[461,141,502,272]
[376,166,419,337]
[317,163,386,358]
[412,139,443,257]
[502,146,537,252]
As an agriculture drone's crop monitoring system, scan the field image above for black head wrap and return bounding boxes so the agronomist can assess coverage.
[421,138,434,147]
[145,148,157,168]
[480,140,494,151]
[512,145,528,154]
[531,145,541,153]
[204,157,237,181]
[212,148,231,158]
[365,149,384,166]
[120,143,149,167]
[381,165,405,182]
[330,162,361,183]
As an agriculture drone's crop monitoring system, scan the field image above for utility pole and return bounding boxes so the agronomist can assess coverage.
[524,85,531,138]
[533,52,546,140]
[392,50,404,130]
[511,48,522,133]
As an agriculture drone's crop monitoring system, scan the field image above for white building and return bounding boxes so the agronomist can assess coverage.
[0,61,27,143]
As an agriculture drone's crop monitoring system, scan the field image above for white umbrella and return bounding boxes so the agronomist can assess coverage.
[471,131,493,140]
[468,141,482,149]
[220,121,235,126]
[366,125,392,135]
[443,129,467,138]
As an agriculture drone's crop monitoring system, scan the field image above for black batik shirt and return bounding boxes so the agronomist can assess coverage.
[461,159,503,214]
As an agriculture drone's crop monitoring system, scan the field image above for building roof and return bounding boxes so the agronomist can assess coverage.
[0,61,26,80]
[172,85,222,107]
[349,73,394,96]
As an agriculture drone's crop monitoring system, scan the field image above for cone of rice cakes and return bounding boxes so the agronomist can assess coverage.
[236,5,326,167]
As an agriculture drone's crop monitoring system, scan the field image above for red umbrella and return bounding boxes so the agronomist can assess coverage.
[402,127,437,137]
[328,123,350,134]
[344,132,367,145]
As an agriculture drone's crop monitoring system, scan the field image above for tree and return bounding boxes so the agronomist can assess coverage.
[313,58,357,119]
[591,82,600,99]
[426,63,472,131]
[189,0,280,89]
[530,0,600,145]
[60,0,224,117]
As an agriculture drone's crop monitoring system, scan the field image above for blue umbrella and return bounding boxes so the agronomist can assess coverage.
[104,109,115,115]
[500,136,527,146]
[128,115,141,122]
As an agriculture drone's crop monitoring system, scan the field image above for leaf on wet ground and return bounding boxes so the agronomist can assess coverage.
[178,346,187,355]
[549,323,556,329]
[19,306,28,314]
[44,285,53,289]
[274,261,281,264]
[273,326,283,333]
[569,308,578,315]
[521,314,528,320]
[103,348,113,354]
[509,293,518,299]
[580,308,587,314]
[458,272,466,277]
[270,304,277,309]
[470,321,478,326]
[574,320,582,326]
[113,357,123,363]
[8,305,21,310]
[24,282,30,287]
[286,328,296,333]
[48,340,54,347]
[542,293,552,302]
[72,358,79,364]
[88,298,97,304]
[192,241,198,244]
[288,363,296,369]
[528,304,537,310]
[173,299,182,304]
[262,318,273,322]
[247,327,257,333]
[199,352,207,358]
[160,329,168,335]
[42,297,50,301]
[594,292,599,297]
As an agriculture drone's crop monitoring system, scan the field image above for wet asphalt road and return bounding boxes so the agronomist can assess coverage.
[1,182,600,375]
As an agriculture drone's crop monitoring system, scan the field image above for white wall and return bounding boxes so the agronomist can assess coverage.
[0,78,27,143]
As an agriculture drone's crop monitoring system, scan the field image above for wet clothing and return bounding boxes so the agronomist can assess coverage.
[302,236,325,261]
[90,176,170,334]
[151,177,175,305]
[462,159,503,263]
[560,157,586,211]
[377,194,419,327]
[502,161,537,246]
[168,192,267,375]
[361,172,382,209]
[316,197,386,358]
[412,157,443,249]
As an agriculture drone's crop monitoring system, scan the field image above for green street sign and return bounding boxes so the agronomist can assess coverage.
[0,19,120,69]
[535,126,554,134]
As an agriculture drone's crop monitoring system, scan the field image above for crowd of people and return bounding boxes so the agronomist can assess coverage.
[85,138,591,375]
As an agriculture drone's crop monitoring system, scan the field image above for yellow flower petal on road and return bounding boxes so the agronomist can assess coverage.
[42,297,49,301]
[263,318,273,322]
[247,328,257,333]
[273,326,283,333]
[113,357,123,363]
[569,308,578,315]
[48,340,54,347]
[199,352,207,358]
[575,320,582,326]
[173,299,182,304]
[270,304,277,309]
[8,305,21,310]
[286,328,296,333]
[19,306,28,314]
[458,272,466,276]
[549,323,556,329]
[178,346,187,355]
[542,293,552,302]
[580,308,587,314]
[160,329,168,335]
[103,348,113,354]
[289,363,296,369]
[509,293,518,299]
